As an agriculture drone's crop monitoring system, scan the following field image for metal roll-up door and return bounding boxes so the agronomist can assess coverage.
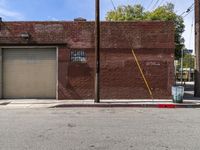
[3,48,56,99]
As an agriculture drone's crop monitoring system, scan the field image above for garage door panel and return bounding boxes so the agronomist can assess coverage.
[3,48,56,99]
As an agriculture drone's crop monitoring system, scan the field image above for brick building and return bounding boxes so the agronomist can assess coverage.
[0,21,174,100]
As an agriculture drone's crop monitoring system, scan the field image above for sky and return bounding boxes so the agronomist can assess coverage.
[0,0,195,51]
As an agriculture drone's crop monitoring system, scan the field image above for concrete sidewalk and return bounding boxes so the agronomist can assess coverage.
[1,82,199,109]
[0,99,200,108]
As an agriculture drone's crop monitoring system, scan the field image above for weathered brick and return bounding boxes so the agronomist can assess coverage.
[0,21,174,100]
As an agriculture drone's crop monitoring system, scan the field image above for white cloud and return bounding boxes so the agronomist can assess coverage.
[47,16,59,21]
[0,0,24,20]
[0,8,24,20]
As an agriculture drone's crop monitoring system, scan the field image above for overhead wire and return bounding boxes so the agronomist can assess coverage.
[189,15,194,49]
[146,0,155,10]
[151,0,161,10]
[180,3,194,17]
[110,0,117,11]
[157,0,165,7]
[183,7,194,18]
[150,0,165,11]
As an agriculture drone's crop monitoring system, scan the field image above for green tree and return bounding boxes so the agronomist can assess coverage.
[183,53,195,69]
[176,53,195,72]
[106,4,146,21]
[106,3,185,60]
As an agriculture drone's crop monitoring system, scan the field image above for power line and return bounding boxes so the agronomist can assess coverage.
[151,0,165,10]
[186,3,194,13]
[180,3,194,17]
[110,0,116,10]
[183,7,194,18]
[152,0,161,10]
[180,11,186,17]
[157,0,165,7]
[189,15,194,49]
[147,0,155,10]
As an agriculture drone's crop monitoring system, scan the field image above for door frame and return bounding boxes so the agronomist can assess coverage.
[0,46,59,99]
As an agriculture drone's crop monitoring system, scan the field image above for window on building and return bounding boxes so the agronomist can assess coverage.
[70,50,87,62]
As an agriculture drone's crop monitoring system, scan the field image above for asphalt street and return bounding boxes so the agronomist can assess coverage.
[0,108,200,150]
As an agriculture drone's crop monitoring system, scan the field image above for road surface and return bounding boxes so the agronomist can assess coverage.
[0,108,200,150]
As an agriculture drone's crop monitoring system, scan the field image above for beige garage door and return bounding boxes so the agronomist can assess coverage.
[3,48,56,99]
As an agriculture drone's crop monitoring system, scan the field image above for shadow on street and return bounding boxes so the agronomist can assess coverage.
[182,82,200,100]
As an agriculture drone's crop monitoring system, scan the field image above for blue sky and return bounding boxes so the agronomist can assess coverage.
[0,0,194,51]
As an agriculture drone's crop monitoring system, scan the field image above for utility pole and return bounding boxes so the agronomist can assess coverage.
[181,49,184,85]
[195,0,200,96]
[95,0,100,103]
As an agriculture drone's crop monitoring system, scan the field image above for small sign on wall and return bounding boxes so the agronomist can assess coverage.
[70,50,86,62]
[146,61,161,66]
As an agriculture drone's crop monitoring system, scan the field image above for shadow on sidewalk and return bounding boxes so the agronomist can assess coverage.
[183,82,200,101]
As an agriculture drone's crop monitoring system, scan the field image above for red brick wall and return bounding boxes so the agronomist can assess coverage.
[59,48,174,99]
[0,21,174,49]
[0,21,175,99]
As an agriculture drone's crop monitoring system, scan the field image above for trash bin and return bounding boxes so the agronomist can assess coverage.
[172,86,184,103]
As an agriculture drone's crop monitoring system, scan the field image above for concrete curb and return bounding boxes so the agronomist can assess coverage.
[1,99,200,109]
[50,103,200,109]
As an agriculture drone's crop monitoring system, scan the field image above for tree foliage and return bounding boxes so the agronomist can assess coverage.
[176,53,195,71]
[106,4,146,21]
[106,3,185,59]
[183,53,195,69]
